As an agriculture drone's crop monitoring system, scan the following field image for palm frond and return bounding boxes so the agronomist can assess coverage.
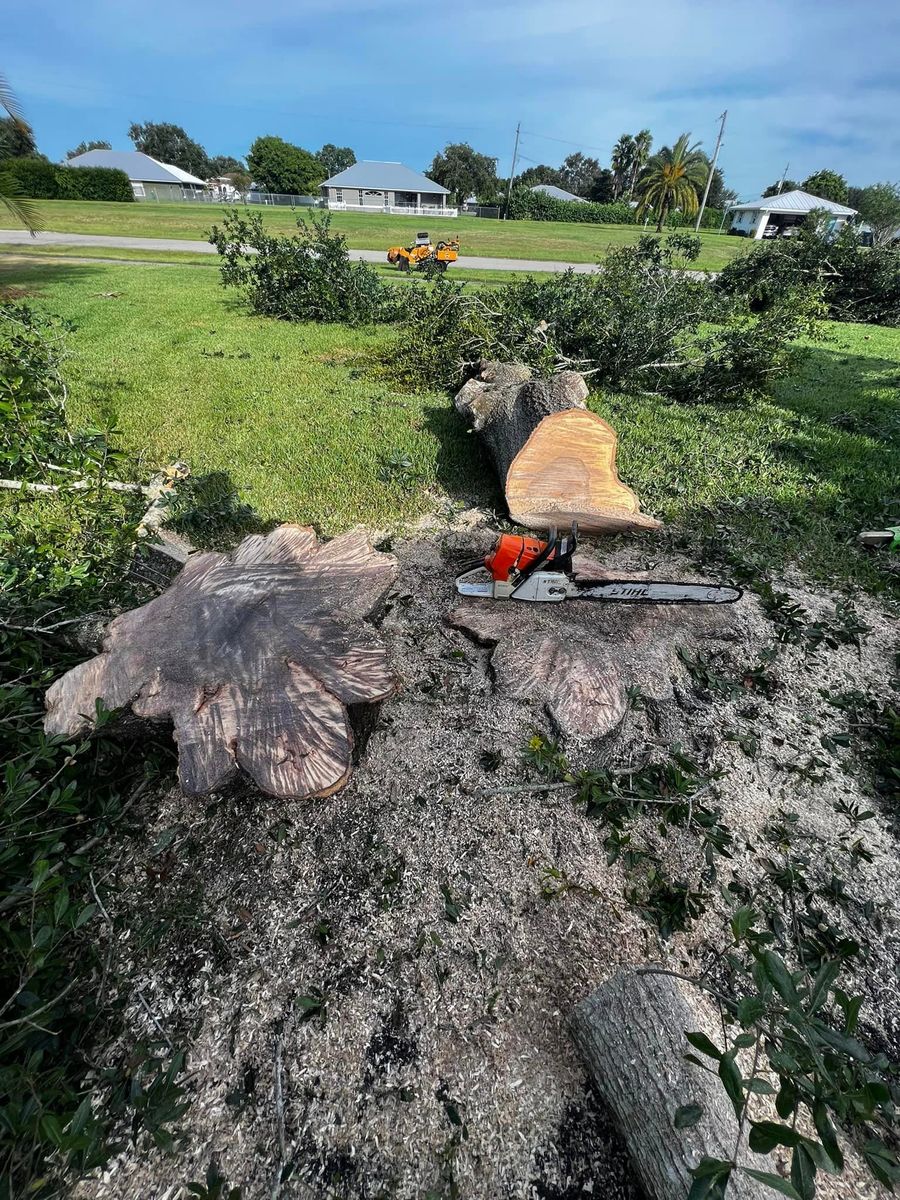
[0,186,40,232]
[0,73,28,126]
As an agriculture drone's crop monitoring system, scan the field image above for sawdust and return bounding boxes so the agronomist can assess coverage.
[75,522,899,1200]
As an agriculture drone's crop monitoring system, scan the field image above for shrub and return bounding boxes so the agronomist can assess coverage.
[0,158,133,202]
[389,234,824,402]
[208,209,399,324]
[1,301,186,1196]
[507,187,635,224]
[717,225,900,327]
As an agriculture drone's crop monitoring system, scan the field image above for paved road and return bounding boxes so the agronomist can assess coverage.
[0,228,601,273]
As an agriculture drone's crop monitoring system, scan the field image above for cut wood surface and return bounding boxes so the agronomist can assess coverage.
[454,361,660,535]
[572,969,767,1200]
[44,525,398,800]
[450,553,738,738]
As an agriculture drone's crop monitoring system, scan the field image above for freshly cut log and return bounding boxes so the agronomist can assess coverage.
[454,361,660,535]
[44,525,397,800]
[572,969,767,1200]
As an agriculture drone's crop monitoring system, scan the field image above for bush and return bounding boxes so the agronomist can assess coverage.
[389,234,824,403]
[717,226,900,327]
[507,187,635,224]
[0,158,134,202]
[1,301,186,1196]
[208,209,399,324]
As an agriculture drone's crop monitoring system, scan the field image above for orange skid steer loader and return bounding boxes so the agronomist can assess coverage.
[386,232,460,273]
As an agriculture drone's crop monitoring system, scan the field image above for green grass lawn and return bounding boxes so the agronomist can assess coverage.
[17,200,747,271]
[2,257,897,591]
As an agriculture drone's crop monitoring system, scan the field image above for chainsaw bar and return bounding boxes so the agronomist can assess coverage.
[455,567,741,605]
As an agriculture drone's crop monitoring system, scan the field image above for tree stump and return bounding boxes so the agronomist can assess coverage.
[449,554,737,738]
[454,361,660,535]
[44,525,398,800]
[572,970,767,1200]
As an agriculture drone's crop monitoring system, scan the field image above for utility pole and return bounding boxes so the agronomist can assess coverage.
[777,163,790,194]
[694,109,727,231]
[503,121,521,220]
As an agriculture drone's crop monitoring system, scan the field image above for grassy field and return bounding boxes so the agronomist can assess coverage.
[2,256,897,589]
[16,200,747,271]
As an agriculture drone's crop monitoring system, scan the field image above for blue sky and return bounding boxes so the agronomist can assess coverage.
[6,0,899,199]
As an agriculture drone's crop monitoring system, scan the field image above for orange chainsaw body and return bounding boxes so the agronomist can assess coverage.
[484,534,555,582]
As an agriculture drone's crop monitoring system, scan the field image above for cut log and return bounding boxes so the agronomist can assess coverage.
[44,525,398,800]
[571,969,767,1200]
[449,553,737,738]
[454,361,660,535]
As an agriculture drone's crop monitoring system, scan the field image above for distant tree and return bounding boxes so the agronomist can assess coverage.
[628,129,653,197]
[207,154,244,177]
[611,134,636,199]
[588,168,616,203]
[317,143,356,178]
[517,164,563,189]
[0,113,37,160]
[0,75,38,229]
[801,169,849,205]
[247,136,324,195]
[429,142,498,204]
[128,121,210,177]
[558,152,602,198]
[66,139,111,159]
[762,179,799,197]
[851,182,900,246]
[636,133,708,231]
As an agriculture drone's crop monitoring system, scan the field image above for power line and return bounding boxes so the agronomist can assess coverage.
[521,129,609,154]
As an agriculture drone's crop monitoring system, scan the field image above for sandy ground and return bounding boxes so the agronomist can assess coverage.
[75,525,898,1200]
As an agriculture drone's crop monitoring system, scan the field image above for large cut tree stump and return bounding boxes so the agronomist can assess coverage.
[454,361,660,535]
[572,970,766,1200]
[45,526,397,800]
[450,553,737,738]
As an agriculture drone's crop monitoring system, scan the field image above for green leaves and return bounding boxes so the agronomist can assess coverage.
[688,1156,732,1200]
[790,1143,817,1200]
[748,1122,801,1153]
[685,1031,722,1061]
[740,1168,801,1198]
[761,950,799,1005]
[717,1051,743,1117]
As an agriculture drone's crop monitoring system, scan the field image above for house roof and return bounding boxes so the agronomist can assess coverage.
[727,188,856,217]
[320,161,450,194]
[530,183,587,203]
[65,149,208,187]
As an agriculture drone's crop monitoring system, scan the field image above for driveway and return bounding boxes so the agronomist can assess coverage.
[0,229,601,274]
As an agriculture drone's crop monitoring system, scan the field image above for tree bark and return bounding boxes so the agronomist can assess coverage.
[454,362,660,535]
[44,525,397,800]
[571,969,767,1200]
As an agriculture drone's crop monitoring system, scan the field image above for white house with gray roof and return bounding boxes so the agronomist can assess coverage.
[726,189,857,239]
[529,183,587,203]
[66,149,208,200]
[320,161,455,216]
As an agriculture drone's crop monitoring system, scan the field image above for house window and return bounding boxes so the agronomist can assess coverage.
[131,182,145,198]
[335,188,343,202]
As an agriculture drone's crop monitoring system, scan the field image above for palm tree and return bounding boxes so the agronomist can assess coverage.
[628,129,653,198]
[636,133,707,232]
[0,75,39,232]
[610,134,635,200]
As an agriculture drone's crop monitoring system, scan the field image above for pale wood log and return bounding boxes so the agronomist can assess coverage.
[571,969,767,1200]
[44,525,397,800]
[454,362,660,536]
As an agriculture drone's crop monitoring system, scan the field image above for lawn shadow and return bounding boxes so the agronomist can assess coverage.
[0,257,112,291]
[163,470,275,551]
[421,397,503,514]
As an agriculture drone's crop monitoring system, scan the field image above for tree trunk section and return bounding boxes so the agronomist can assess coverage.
[454,361,660,535]
[571,969,767,1200]
[44,525,397,801]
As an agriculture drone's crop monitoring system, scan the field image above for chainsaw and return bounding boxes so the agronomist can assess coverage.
[455,525,742,605]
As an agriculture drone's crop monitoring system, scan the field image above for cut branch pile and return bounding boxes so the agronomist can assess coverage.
[44,525,398,800]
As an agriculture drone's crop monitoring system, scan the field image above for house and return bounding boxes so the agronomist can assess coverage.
[320,162,455,216]
[726,189,857,239]
[529,183,587,203]
[66,149,208,200]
